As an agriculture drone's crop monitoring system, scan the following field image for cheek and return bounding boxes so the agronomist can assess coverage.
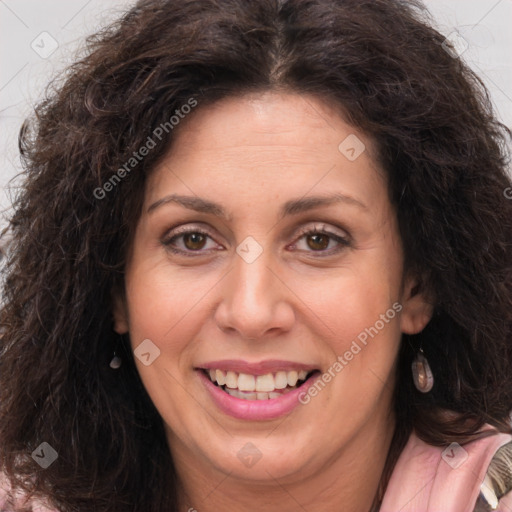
[303,272,402,414]
[124,261,220,350]
[123,264,209,426]
[297,261,401,356]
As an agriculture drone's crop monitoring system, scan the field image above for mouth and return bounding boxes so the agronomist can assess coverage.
[201,368,318,401]
[196,360,322,420]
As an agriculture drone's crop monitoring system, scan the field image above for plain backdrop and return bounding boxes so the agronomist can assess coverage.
[1,0,511,225]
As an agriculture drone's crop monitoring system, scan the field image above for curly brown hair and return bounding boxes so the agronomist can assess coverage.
[1,0,512,510]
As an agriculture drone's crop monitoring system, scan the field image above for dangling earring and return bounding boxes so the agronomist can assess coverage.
[411,348,433,392]
[109,333,124,370]
[109,352,122,369]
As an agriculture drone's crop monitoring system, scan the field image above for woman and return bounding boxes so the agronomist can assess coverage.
[1,0,512,510]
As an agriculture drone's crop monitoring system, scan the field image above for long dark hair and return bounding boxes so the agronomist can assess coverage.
[1,0,511,510]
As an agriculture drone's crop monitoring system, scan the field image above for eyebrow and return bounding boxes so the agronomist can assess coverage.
[146,192,368,219]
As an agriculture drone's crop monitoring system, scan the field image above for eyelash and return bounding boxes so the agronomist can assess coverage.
[161,224,351,258]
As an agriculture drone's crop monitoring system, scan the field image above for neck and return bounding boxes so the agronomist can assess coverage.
[173,412,396,512]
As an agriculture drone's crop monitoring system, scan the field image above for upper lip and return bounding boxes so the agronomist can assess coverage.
[198,359,319,376]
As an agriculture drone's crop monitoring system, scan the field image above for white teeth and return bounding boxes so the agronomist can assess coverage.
[215,369,226,386]
[274,371,288,389]
[287,370,298,387]
[225,389,269,400]
[206,368,312,397]
[238,373,256,392]
[225,371,238,389]
[255,373,275,392]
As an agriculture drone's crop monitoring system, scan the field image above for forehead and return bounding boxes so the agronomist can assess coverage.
[144,91,387,218]
[164,91,373,153]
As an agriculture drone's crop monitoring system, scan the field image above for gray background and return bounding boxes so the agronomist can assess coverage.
[1,0,511,226]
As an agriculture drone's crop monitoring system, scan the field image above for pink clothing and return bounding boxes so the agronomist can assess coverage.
[2,429,511,511]
[381,429,512,511]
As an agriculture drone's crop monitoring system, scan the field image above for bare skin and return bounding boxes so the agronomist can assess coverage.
[114,91,433,511]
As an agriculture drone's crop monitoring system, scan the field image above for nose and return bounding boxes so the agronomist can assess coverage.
[213,249,295,341]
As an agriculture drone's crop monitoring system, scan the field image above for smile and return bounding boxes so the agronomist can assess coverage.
[204,368,313,400]
[197,361,321,420]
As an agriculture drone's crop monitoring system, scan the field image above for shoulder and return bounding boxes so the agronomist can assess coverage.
[380,427,512,512]
[475,439,512,511]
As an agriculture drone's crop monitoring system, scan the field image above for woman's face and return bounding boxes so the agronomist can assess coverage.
[114,92,432,487]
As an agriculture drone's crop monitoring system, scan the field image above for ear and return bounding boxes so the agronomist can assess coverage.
[112,286,129,334]
[400,274,434,334]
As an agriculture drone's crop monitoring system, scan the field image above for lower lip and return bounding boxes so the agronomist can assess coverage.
[197,370,319,421]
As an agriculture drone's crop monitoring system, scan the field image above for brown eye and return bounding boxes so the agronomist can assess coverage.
[162,227,222,257]
[291,225,351,256]
[306,233,330,251]
[183,232,207,250]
